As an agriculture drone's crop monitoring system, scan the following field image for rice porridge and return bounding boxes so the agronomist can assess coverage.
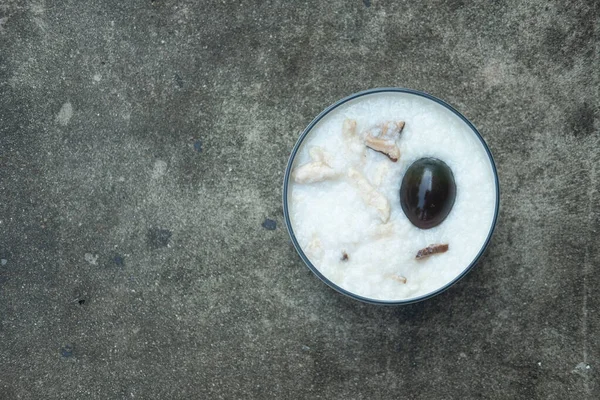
[286,91,497,302]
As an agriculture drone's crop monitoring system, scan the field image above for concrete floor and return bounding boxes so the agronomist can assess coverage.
[0,0,598,398]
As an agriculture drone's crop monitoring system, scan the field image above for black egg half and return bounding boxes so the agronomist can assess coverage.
[400,158,456,229]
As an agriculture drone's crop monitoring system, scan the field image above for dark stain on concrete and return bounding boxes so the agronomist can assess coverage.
[262,218,277,231]
[445,0,465,12]
[60,345,74,358]
[113,255,125,267]
[544,25,567,55]
[543,9,595,69]
[569,102,595,137]
[174,73,184,88]
[193,139,202,153]
[0,387,16,399]
[147,228,172,249]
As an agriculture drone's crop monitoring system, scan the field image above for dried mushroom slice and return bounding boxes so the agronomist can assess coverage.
[416,244,449,259]
[364,121,405,162]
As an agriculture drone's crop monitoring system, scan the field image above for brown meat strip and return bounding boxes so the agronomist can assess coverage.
[416,244,449,259]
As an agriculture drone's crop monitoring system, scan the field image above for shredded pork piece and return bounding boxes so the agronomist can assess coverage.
[342,119,366,158]
[416,244,449,259]
[372,161,391,186]
[342,119,357,139]
[292,146,338,184]
[386,274,407,284]
[306,235,324,258]
[347,168,390,223]
[293,162,337,183]
[309,146,329,163]
[370,223,393,239]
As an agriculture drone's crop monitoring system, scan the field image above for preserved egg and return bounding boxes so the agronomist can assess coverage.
[400,158,456,229]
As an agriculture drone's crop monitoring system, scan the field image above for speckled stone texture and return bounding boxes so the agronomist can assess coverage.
[0,1,598,399]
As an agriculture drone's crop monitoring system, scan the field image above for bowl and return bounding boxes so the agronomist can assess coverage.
[283,88,500,305]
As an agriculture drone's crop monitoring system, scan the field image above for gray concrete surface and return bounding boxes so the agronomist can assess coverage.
[0,0,598,398]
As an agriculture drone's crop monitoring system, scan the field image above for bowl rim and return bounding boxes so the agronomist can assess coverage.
[282,87,500,305]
